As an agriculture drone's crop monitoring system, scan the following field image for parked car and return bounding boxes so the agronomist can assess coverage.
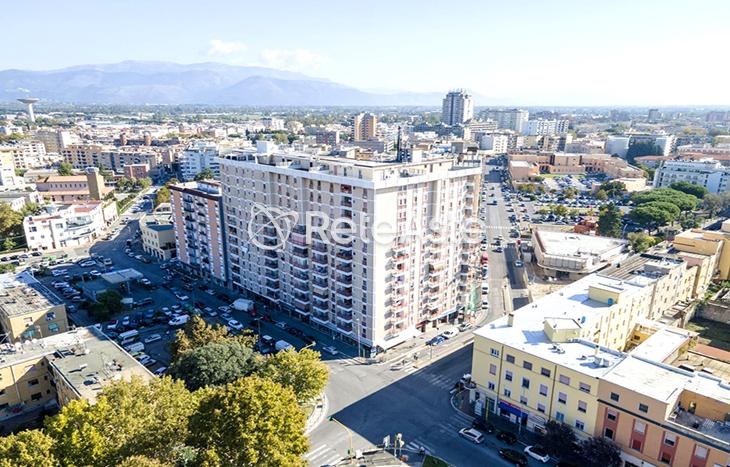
[497,430,517,445]
[301,335,317,346]
[107,320,118,331]
[144,334,162,344]
[472,419,494,434]
[322,345,339,356]
[499,449,528,466]
[427,336,445,346]
[153,367,167,376]
[458,428,484,444]
[524,445,550,463]
[227,319,243,330]
[175,293,189,301]
[275,322,288,330]
[286,327,303,337]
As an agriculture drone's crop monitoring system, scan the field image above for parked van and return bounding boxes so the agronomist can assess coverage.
[442,327,460,339]
[275,340,295,352]
[232,298,254,312]
[119,336,138,346]
[118,329,139,341]
[124,342,145,353]
[168,315,190,327]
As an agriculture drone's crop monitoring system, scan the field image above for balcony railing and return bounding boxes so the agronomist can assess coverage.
[312,255,327,265]
[336,275,352,285]
[292,270,309,281]
[340,199,353,208]
[291,248,308,259]
[312,267,328,277]
[264,250,278,259]
[265,270,279,279]
[337,322,353,333]
[313,290,329,300]
[336,252,353,261]
[336,288,352,297]
[312,243,328,253]
[337,311,353,321]
[293,282,309,293]
[335,264,352,273]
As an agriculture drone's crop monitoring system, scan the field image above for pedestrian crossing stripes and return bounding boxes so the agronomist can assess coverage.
[326,357,360,373]
[401,412,475,456]
[304,444,342,467]
[400,366,459,390]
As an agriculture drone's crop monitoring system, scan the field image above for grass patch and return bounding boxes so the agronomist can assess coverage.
[423,455,449,467]
[686,317,730,352]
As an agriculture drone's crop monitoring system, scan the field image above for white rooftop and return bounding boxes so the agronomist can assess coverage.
[535,230,628,257]
[510,160,532,168]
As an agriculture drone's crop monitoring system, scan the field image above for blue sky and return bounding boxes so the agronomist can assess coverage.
[4,0,730,105]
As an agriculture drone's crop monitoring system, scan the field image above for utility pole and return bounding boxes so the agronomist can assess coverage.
[328,417,354,464]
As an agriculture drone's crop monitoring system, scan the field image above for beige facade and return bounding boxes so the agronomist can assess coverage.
[0,272,67,343]
[507,152,644,179]
[352,113,377,141]
[169,181,226,283]
[219,148,481,354]
[140,213,176,261]
[60,144,114,168]
[508,160,539,180]
[36,170,114,202]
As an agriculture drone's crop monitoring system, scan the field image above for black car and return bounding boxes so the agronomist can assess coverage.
[286,327,304,337]
[497,430,517,445]
[499,449,527,466]
[182,284,194,291]
[301,335,317,346]
[472,420,494,434]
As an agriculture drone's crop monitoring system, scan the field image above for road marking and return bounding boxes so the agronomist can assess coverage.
[449,388,457,394]
[321,455,341,466]
[305,445,327,459]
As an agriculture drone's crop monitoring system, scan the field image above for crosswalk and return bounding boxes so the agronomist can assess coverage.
[326,356,360,374]
[403,411,474,454]
[398,364,458,390]
[304,444,344,467]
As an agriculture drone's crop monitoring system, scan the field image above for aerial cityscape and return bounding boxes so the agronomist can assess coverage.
[2,1,730,466]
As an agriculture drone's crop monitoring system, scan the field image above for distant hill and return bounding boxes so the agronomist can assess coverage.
[0,60,519,106]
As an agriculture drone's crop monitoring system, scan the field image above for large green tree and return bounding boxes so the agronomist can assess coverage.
[0,429,57,467]
[703,193,723,216]
[259,348,330,404]
[168,315,255,363]
[188,377,309,467]
[96,289,125,315]
[154,187,171,207]
[630,203,678,230]
[597,203,622,237]
[541,420,576,457]
[631,188,699,212]
[626,141,663,163]
[168,341,258,391]
[194,167,215,181]
[600,180,627,198]
[579,437,622,467]
[628,232,660,253]
[57,162,74,176]
[137,177,153,189]
[670,180,709,199]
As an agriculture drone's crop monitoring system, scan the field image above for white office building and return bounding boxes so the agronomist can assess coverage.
[653,159,730,194]
[479,134,509,153]
[520,119,569,136]
[179,141,223,181]
[441,90,474,125]
[219,144,482,355]
[484,109,529,132]
[24,201,110,251]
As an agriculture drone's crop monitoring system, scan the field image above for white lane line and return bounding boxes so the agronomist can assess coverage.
[304,445,327,459]
[449,388,457,394]
[320,455,341,466]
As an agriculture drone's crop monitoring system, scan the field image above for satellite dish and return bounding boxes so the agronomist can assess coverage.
[31,339,38,344]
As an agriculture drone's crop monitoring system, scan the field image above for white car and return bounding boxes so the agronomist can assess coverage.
[51,269,67,276]
[458,428,484,444]
[140,278,151,285]
[524,445,550,463]
[135,255,144,261]
[227,319,244,330]
[514,260,523,267]
[218,306,230,313]
[175,293,189,301]
[144,334,162,344]
[90,270,102,277]
[79,261,95,268]
[322,345,339,356]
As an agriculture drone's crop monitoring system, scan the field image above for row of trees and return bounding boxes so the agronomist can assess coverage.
[0,316,329,467]
[542,420,622,467]
[117,177,152,191]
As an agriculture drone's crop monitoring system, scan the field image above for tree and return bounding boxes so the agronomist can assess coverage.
[117,456,173,467]
[168,315,255,363]
[635,162,655,180]
[154,187,171,207]
[57,162,74,176]
[20,202,41,217]
[630,203,678,230]
[541,420,576,457]
[670,180,709,199]
[168,341,258,391]
[164,178,180,188]
[517,184,535,193]
[138,177,152,189]
[532,176,544,183]
[552,204,568,216]
[117,177,132,190]
[628,232,660,253]
[194,167,215,181]
[631,188,699,212]
[259,348,330,404]
[594,189,608,201]
[2,238,16,252]
[600,180,627,198]
[704,193,723,216]
[0,263,17,274]
[626,141,663,163]
[0,429,58,467]
[96,289,124,316]
[579,437,622,467]
[598,203,622,237]
[561,187,578,199]
[188,376,309,467]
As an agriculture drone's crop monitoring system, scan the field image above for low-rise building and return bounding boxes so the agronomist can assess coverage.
[123,163,150,179]
[532,231,630,279]
[508,160,539,180]
[36,168,114,202]
[140,213,176,261]
[0,190,43,211]
[653,159,730,194]
[24,201,115,251]
[0,271,67,342]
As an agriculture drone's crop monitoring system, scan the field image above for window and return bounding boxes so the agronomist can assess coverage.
[28,379,39,387]
[520,395,528,405]
[695,446,708,460]
[579,382,591,393]
[489,364,497,375]
[604,427,615,440]
[488,381,496,391]
[505,370,513,382]
[664,433,676,447]
[541,367,551,377]
[578,401,587,413]
[539,384,548,396]
[638,403,649,413]
[46,312,55,321]
[558,392,567,404]
[660,452,672,465]
[631,439,643,452]
[522,377,530,389]
[490,348,500,357]
[610,392,620,402]
[504,389,511,398]
[634,421,646,434]
[506,354,515,364]
[606,409,618,422]
[575,419,585,431]
[30,392,43,401]
[537,403,546,413]
[48,323,59,333]
[559,375,570,385]
[555,411,565,422]
[523,361,533,371]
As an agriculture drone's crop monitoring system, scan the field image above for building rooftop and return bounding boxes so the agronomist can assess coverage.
[510,160,532,168]
[101,268,143,284]
[0,272,63,318]
[141,214,172,232]
[535,231,628,257]
[474,274,642,378]
[601,253,684,282]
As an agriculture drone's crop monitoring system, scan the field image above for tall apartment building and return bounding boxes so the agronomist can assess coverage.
[706,110,729,123]
[35,130,75,153]
[647,108,661,122]
[653,159,730,193]
[60,144,114,168]
[219,145,482,355]
[351,113,378,141]
[479,134,509,153]
[520,119,569,136]
[178,141,222,181]
[485,109,529,132]
[314,130,340,146]
[441,90,474,125]
[169,181,227,284]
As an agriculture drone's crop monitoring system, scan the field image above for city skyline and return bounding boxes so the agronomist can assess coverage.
[3,0,730,106]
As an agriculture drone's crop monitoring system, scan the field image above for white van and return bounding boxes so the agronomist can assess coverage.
[275,340,295,352]
[118,329,139,340]
[119,336,138,346]
[442,327,460,339]
[168,315,190,327]
[124,342,145,353]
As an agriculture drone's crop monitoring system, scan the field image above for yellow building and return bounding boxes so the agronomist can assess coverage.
[140,213,176,261]
[0,272,68,342]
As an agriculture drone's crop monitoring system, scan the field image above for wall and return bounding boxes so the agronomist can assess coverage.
[698,301,730,324]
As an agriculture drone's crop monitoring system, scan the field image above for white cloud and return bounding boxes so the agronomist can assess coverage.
[200,40,248,57]
[255,49,332,71]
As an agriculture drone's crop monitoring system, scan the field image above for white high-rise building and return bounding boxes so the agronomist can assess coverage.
[653,159,730,194]
[484,109,529,132]
[479,135,509,153]
[179,141,223,181]
[520,119,569,136]
[219,146,482,355]
[441,90,474,125]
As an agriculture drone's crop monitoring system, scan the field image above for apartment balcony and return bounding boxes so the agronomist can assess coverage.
[340,185,352,194]
[265,280,280,291]
[312,310,329,323]
[340,210,353,219]
[293,282,309,293]
[313,302,329,314]
[264,250,278,259]
[290,234,308,247]
[335,263,352,273]
[292,225,306,235]
[337,322,353,333]
[183,205,194,213]
[228,237,238,246]
[264,270,279,280]
[336,288,352,298]
[291,260,309,272]
[264,289,279,301]
[312,255,327,265]
[291,247,308,259]
[336,299,353,311]
[312,243,328,253]
[337,311,353,322]
[340,198,353,208]
[313,290,329,300]
[336,275,352,285]
[184,215,194,222]
[391,287,406,298]
[337,242,353,251]
[312,267,328,279]
[292,270,309,281]
[336,252,353,262]
[262,226,277,238]
[262,238,279,248]
[293,294,310,306]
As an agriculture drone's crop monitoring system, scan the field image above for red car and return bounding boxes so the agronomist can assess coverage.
[248,310,258,318]
[261,313,272,323]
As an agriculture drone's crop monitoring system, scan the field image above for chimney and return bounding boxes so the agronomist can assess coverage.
[508,313,515,327]
[594,344,600,355]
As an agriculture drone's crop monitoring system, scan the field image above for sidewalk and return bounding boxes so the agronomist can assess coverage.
[304,394,328,435]
[333,446,452,467]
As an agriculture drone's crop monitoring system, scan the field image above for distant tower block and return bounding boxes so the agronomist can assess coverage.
[17,98,39,122]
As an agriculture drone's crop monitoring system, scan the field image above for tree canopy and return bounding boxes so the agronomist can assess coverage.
[600,180,626,198]
[630,202,679,229]
[670,180,709,199]
[579,437,622,467]
[57,162,74,176]
[259,348,330,404]
[593,189,608,201]
[631,188,699,212]
[597,203,622,237]
[154,187,171,207]
[542,420,576,457]
[628,232,661,253]
[168,340,258,391]
[626,141,663,163]
[194,167,215,181]
[0,429,57,467]
[168,315,255,363]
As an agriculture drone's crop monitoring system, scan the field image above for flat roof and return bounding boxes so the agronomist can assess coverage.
[510,160,532,168]
[535,230,628,257]
[0,272,63,318]
[101,268,142,284]
[474,274,642,378]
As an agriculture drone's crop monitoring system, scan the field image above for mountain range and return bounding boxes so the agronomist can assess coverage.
[0,61,518,106]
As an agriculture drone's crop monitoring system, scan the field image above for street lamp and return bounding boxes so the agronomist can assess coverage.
[328,416,354,464]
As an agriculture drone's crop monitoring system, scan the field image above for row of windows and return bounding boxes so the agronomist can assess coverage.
[491,349,592,393]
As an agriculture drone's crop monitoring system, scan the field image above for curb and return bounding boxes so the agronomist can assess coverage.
[304,393,328,435]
